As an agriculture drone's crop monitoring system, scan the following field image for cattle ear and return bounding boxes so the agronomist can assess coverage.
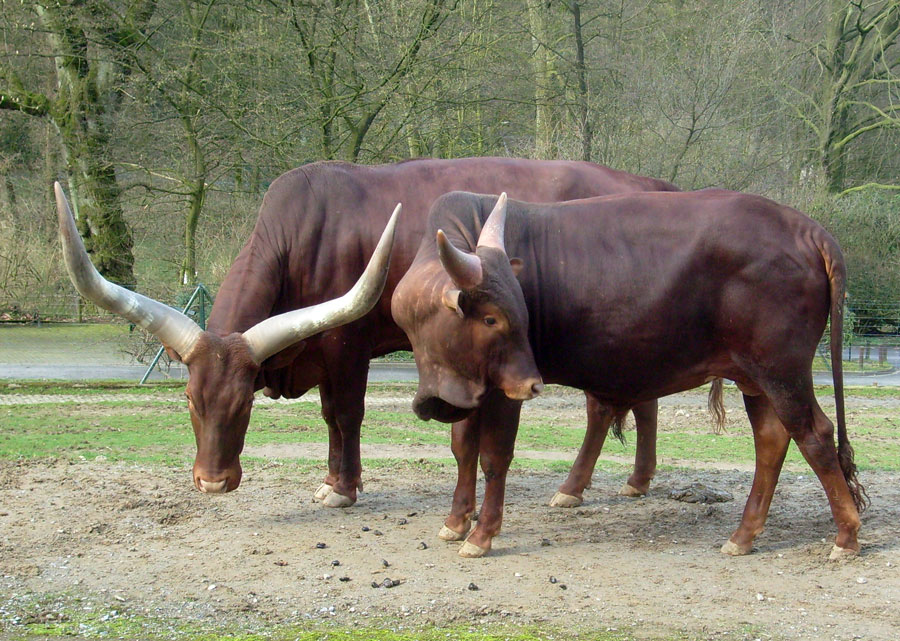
[509,258,525,277]
[442,288,465,318]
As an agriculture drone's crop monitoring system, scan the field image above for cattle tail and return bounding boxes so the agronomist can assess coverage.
[824,237,868,512]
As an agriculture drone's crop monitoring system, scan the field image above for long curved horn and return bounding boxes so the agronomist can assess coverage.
[55,182,203,360]
[242,203,402,364]
[476,192,508,252]
[437,229,483,289]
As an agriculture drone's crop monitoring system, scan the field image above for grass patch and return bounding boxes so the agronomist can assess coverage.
[0,591,729,641]
[1,382,899,471]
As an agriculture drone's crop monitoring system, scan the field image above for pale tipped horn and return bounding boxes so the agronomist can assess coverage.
[476,192,508,252]
[55,182,203,361]
[242,203,402,364]
[437,229,483,289]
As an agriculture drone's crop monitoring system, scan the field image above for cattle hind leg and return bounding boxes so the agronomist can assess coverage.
[622,399,658,496]
[746,378,862,559]
[722,392,791,555]
[551,396,614,507]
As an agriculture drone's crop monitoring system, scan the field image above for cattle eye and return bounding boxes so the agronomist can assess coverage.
[483,316,497,327]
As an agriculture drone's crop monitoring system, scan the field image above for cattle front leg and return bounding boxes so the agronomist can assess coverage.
[551,395,614,507]
[459,392,522,558]
[622,398,658,496]
[722,393,790,556]
[316,360,369,508]
[439,414,480,541]
[316,379,343,501]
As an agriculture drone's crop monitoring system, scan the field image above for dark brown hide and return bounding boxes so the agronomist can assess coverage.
[393,190,864,558]
[198,158,677,502]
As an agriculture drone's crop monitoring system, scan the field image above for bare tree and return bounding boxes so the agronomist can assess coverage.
[0,0,158,287]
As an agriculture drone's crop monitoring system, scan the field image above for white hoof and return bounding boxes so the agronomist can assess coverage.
[549,492,582,508]
[618,483,646,497]
[314,483,334,501]
[720,539,751,556]
[829,544,859,561]
[438,523,469,541]
[458,540,488,558]
[322,491,355,508]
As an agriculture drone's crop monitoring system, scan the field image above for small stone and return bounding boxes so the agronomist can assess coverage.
[514,572,522,577]
[468,583,479,591]
[407,512,418,517]
[339,576,351,582]
[756,593,764,601]
[373,530,383,536]
[361,526,370,532]
[549,576,558,584]
[382,559,390,567]
[559,584,567,590]
[315,542,327,549]
[417,541,428,550]
[274,560,288,567]
[371,581,380,588]
[540,538,552,547]
[331,560,340,567]
[857,577,868,584]
[207,584,217,591]
[398,518,408,525]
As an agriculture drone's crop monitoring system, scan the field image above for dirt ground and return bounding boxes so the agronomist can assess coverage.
[0,390,898,640]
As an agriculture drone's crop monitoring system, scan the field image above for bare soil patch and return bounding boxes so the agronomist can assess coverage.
[0,388,898,640]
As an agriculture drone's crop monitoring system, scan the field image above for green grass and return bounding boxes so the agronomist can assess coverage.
[0,592,730,641]
[1,382,899,471]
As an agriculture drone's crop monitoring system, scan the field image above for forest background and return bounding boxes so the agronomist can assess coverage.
[1,0,899,331]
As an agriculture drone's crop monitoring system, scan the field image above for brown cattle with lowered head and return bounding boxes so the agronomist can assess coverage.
[55,183,400,493]
[392,190,866,560]
[57,158,677,503]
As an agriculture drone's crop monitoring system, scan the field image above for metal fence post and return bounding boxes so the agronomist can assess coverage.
[139,283,213,385]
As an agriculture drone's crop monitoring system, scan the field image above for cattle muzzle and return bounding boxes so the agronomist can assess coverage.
[504,378,544,401]
[193,462,242,494]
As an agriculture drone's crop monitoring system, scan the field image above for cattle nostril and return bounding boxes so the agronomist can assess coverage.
[531,382,544,396]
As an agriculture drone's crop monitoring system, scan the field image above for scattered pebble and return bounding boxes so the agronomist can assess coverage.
[331,560,340,567]
[373,530,383,536]
[398,518,408,525]
[207,584,217,591]
[514,572,522,577]
[315,542,327,549]
[361,526,370,532]
[417,541,428,550]
[468,583,479,591]
[382,559,390,568]
[407,512,418,517]
[370,578,401,589]
[857,577,868,584]
[540,538,552,547]
[339,576,351,582]
[756,593,765,601]
[274,560,287,567]
[559,584,567,590]
[549,576,558,584]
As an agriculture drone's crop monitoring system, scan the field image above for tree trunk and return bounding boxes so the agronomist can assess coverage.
[526,0,558,158]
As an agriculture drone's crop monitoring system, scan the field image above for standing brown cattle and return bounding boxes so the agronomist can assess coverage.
[392,190,866,560]
[58,158,677,505]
